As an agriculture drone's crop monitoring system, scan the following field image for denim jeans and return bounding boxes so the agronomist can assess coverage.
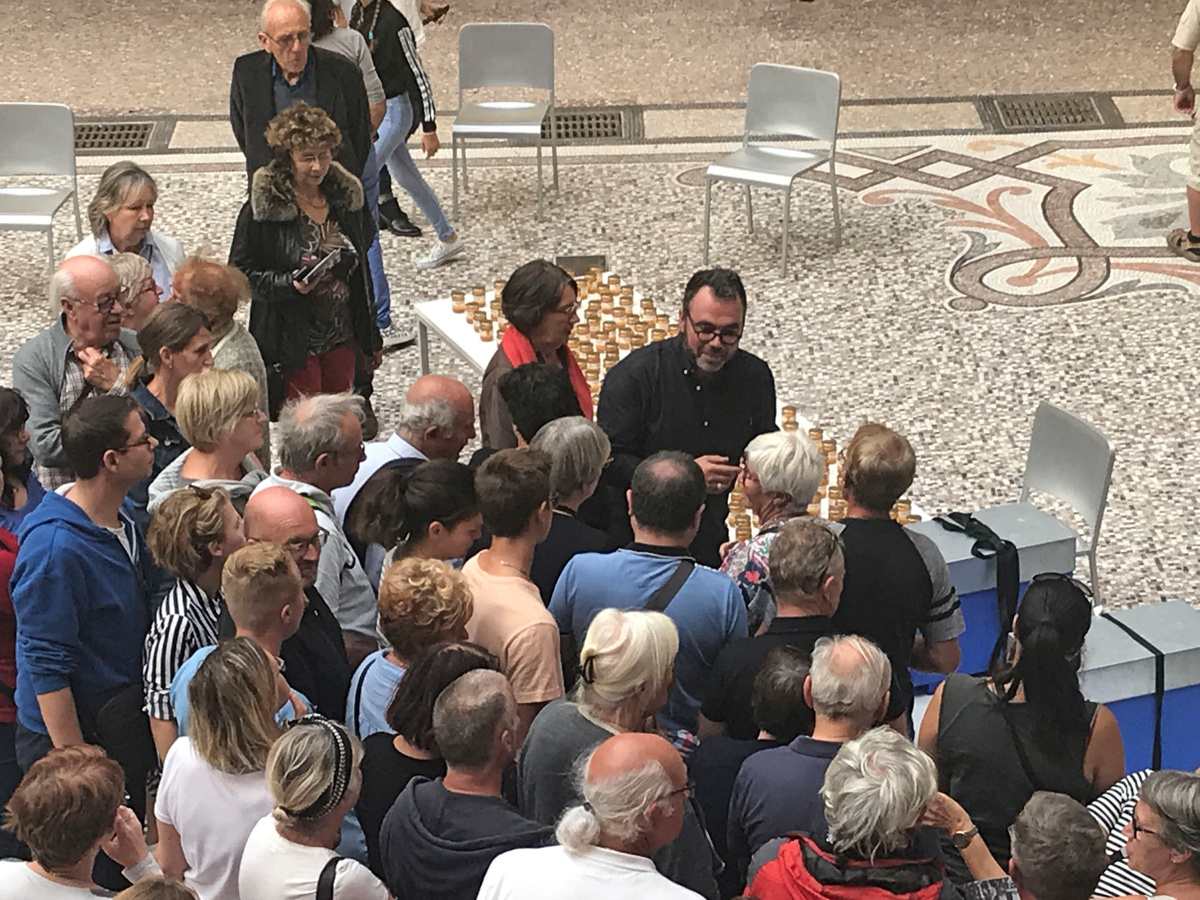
[375,94,454,241]
[360,145,392,329]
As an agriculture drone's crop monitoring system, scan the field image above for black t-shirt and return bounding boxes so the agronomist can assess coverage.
[829,518,949,717]
[357,733,447,878]
[702,615,833,739]
[530,510,619,605]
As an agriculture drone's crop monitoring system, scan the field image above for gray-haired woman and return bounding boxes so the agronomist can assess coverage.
[67,161,186,297]
[1122,770,1200,900]
[527,416,617,605]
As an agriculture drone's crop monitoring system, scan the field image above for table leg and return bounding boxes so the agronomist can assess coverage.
[418,321,431,375]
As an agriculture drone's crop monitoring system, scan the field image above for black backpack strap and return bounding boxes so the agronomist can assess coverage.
[936,512,1020,667]
[645,559,695,613]
[351,655,380,738]
[317,856,343,900]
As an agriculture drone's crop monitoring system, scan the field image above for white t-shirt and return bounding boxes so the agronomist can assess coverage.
[238,816,389,900]
[477,845,703,900]
[155,738,273,900]
[0,860,112,899]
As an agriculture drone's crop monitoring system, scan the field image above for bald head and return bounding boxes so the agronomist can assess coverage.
[432,669,516,770]
[396,375,476,460]
[52,256,122,346]
[588,732,685,786]
[244,486,321,585]
[807,635,891,728]
[629,451,706,539]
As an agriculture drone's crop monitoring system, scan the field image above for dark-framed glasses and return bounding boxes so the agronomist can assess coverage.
[685,313,742,345]
[72,291,122,314]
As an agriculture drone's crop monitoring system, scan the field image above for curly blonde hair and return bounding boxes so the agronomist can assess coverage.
[146,485,234,581]
[378,557,474,662]
[264,101,342,166]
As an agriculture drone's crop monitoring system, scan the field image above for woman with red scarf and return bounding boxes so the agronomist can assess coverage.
[479,260,591,450]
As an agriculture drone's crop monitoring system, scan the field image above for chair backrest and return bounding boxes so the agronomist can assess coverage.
[744,64,840,144]
[0,103,77,179]
[1020,401,1116,534]
[458,23,554,94]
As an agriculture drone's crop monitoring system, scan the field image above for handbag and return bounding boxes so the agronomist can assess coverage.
[76,682,157,823]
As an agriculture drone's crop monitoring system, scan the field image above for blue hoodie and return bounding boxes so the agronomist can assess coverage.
[12,491,151,734]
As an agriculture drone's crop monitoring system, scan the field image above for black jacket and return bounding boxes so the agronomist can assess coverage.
[352,1,437,135]
[228,160,381,411]
[596,335,777,567]
[229,47,372,181]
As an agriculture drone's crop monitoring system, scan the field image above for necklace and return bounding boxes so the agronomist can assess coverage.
[494,558,529,577]
[297,194,328,209]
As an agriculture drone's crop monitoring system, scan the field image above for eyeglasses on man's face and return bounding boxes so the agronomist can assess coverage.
[266,28,311,48]
[662,779,695,801]
[71,291,123,315]
[284,527,329,555]
[685,313,742,345]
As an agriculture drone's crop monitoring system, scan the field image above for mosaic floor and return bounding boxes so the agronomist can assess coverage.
[1,119,1197,610]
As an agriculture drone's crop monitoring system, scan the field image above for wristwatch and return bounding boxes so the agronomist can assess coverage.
[952,825,980,849]
[1176,82,1192,92]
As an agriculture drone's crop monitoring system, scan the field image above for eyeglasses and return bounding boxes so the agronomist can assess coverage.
[685,313,742,345]
[552,298,580,317]
[71,291,123,314]
[116,432,154,453]
[266,29,311,48]
[240,407,263,419]
[1030,572,1094,599]
[663,779,695,801]
[1131,814,1164,841]
[284,527,328,554]
[805,526,844,592]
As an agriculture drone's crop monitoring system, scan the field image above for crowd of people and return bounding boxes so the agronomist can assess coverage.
[2,0,1199,898]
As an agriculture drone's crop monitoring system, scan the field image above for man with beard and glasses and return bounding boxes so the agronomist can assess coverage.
[596,268,776,567]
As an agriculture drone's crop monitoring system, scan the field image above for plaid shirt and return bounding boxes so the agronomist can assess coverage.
[37,341,133,490]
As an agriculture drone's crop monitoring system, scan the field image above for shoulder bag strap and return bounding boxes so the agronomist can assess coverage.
[352,655,380,738]
[645,559,695,613]
[316,856,343,900]
[995,697,1045,791]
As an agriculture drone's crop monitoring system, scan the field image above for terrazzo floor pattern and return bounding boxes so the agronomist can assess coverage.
[1,128,1197,610]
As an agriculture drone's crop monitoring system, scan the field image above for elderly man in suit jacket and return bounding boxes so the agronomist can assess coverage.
[230,0,372,183]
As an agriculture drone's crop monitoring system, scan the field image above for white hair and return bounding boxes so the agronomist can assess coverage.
[809,635,891,725]
[530,416,611,503]
[396,397,458,436]
[49,268,78,316]
[575,609,678,720]
[822,727,937,861]
[260,0,311,31]
[744,430,824,515]
[276,392,364,473]
[556,755,675,852]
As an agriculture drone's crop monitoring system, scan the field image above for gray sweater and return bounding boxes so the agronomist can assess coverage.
[12,318,139,469]
[517,699,721,900]
[147,447,267,515]
[211,322,272,467]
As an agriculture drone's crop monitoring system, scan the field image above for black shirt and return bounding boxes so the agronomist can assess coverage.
[597,334,776,568]
[701,615,833,739]
[217,584,351,721]
[530,509,619,605]
[358,732,447,878]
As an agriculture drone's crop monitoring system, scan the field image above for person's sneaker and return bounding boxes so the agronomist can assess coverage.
[380,323,416,351]
[416,237,464,270]
[380,208,423,238]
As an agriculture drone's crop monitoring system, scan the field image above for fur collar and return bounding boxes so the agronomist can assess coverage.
[250,160,364,222]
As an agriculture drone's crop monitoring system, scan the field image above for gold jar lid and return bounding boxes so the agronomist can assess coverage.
[807,503,823,517]
[630,332,645,348]
[782,420,799,432]
[808,428,823,443]
[472,285,485,297]
[451,290,465,302]
[651,328,667,342]
[608,275,620,287]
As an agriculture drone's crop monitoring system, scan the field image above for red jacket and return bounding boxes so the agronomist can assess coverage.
[748,835,949,900]
[0,526,17,723]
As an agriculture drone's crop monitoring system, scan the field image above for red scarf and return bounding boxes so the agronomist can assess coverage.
[500,326,594,420]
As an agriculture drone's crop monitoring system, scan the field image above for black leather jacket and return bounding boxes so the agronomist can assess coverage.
[228,160,380,409]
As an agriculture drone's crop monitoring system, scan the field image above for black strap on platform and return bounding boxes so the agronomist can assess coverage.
[1102,613,1164,770]
[935,512,1020,670]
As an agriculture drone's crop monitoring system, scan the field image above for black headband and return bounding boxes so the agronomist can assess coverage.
[281,714,353,820]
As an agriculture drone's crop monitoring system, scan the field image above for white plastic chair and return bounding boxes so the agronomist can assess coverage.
[1020,401,1116,606]
[0,103,83,272]
[452,23,557,220]
[703,64,841,275]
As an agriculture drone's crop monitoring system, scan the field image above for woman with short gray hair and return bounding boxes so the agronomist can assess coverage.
[720,430,824,632]
[747,727,952,900]
[527,416,618,604]
[66,161,186,297]
[1123,770,1200,900]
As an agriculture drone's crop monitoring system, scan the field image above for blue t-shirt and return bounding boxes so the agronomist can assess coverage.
[549,546,748,733]
[0,472,45,535]
[345,648,406,738]
[170,645,310,735]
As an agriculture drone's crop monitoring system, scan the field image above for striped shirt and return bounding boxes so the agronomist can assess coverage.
[1090,769,1155,898]
[143,579,222,720]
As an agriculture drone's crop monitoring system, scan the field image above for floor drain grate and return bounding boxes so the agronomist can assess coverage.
[542,108,640,142]
[75,121,155,152]
[990,95,1105,130]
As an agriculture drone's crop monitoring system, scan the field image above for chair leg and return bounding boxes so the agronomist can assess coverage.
[828,152,842,249]
[46,227,55,274]
[72,193,83,240]
[744,184,754,234]
[703,178,713,266]
[536,140,544,221]
[550,110,559,190]
[1089,549,1101,609]
[452,136,459,220]
[781,186,791,277]
[461,142,469,193]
